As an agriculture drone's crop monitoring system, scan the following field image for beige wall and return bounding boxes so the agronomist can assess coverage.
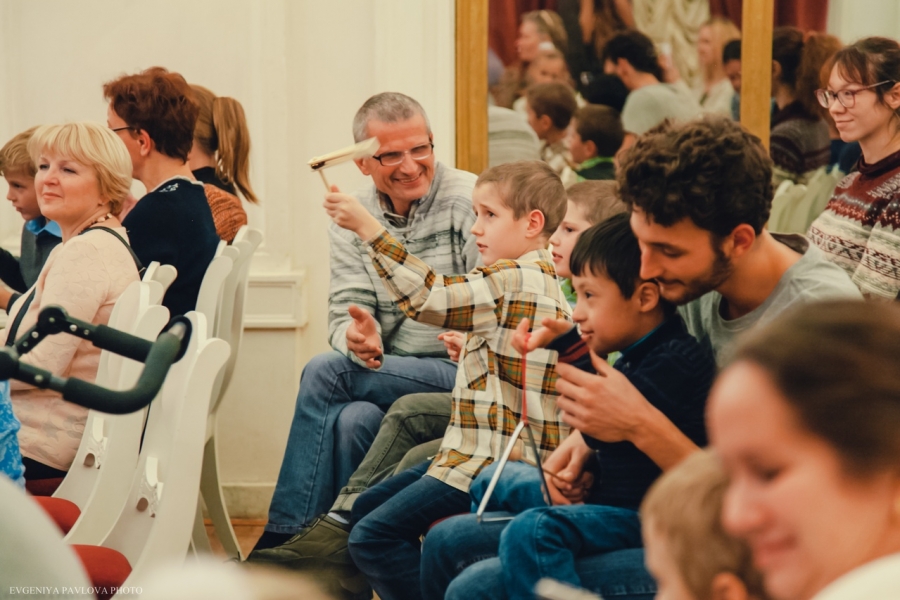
[827,0,900,43]
[0,0,455,516]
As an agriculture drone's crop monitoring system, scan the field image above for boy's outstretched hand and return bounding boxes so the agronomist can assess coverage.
[346,304,383,368]
[512,317,574,356]
[323,185,384,240]
[437,331,465,363]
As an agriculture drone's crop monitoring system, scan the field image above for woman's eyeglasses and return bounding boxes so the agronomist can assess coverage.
[815,81,895,109]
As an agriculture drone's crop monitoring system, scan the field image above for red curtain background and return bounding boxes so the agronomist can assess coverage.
[709,0,830,32]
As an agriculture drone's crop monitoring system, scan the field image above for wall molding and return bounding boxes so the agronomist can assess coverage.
[244,268,307,330]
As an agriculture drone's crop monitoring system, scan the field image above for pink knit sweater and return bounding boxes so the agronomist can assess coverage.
[4,227,140,471]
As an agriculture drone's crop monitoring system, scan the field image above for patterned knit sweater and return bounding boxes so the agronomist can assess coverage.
[770,101,830,186]
[808,148,900,300]
[328,163,480,365]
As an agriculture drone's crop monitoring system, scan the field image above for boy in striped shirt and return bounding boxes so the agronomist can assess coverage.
[323,160,571,600]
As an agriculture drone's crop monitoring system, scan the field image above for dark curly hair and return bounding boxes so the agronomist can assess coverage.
[602,30,664,82]
[103,67,199,162]
[617,116,774,236]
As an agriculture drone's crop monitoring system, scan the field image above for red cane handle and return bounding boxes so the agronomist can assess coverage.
[521,332,530,424]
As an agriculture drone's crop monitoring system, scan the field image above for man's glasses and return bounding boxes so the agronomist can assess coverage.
[372,143,434,167]
[110,126,138,134]
[815,80,895,109]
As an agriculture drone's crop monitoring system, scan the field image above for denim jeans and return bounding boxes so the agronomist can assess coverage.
[348,460,470,600]
[468,460,549,513]
[333,401,383,498]
[330,392,452,513]
[264,351,457,534]
[423,512,655,600]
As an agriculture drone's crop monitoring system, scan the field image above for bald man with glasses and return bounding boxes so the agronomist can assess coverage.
[249,93,479,576]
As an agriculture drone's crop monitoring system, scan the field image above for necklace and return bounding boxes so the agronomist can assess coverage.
[80,212,114,235]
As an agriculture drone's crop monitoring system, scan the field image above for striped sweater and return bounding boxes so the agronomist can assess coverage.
[808,148,900,301]
[328,162,480,365]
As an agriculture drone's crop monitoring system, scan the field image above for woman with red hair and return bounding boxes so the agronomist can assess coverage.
[104,67,219,318]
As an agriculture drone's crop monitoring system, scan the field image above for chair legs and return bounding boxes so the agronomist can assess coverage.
[196,429,242,559]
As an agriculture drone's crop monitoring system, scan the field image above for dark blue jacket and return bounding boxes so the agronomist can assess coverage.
[547,315,715,510]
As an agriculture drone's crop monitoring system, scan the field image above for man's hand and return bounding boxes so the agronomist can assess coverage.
[555,349,654,444]
[437,331,465,362]
[346,305,383,368]
[542,431,595,505]
[511,317,573,356]
[323,185,383,240]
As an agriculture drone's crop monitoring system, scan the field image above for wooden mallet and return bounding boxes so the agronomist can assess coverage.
[308,137,380,191]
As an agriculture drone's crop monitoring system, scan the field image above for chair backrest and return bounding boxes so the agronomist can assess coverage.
[142,261,178,304]
[62,304,170,545]
[101,312,229,577]
[768,179,809,234]
[804,167,841,229]
[54,282,161,507]
[194,245,234,338]
[208,226,263,414]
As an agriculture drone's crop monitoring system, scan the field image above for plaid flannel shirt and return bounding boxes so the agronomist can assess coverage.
[365,230,572,492]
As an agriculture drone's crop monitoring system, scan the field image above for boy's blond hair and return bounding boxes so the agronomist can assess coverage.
[28,122,133,215]
[641,449,768,600]
[566,180,626,226]
[0,126,39,178]
[476,160,566,237]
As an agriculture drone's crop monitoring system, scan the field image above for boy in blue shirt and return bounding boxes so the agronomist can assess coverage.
[422,213,716,600]
[0,127,62,311]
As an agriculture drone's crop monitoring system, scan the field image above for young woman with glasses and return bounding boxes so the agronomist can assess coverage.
[808,37,900,301]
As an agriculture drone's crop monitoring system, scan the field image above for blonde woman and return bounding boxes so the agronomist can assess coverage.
[7,122,140,486]
[496,10,569,108]
[695,17,741,116]
[189,84,257,242]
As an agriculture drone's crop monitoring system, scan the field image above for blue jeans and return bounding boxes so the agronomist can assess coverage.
[333,402,384,499]
[422,511,654,600]
[265,351,458,534]
[348,461,470,600]
[469,460,549,513]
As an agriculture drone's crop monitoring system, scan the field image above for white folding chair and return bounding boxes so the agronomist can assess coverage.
[194,226,263,559]
[52,281,170,545]
[71,312,229,591]
[142,261,178,305]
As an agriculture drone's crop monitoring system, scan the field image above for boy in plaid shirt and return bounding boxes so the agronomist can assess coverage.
[323,160,571,600]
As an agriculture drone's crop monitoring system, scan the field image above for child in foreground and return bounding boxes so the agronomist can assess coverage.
[461,213,716,600]
[642,448,770,600]
[0,127,61,311]
[323,160,571,600]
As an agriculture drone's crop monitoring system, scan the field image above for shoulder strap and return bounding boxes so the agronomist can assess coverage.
[79,226,145,277]
[5,288,36,347]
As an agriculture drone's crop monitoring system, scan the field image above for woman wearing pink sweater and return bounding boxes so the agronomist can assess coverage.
[3,122,140,486]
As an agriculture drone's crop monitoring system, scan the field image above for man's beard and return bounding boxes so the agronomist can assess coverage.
[658,243,734,305]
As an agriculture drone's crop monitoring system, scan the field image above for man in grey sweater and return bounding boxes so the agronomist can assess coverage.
[251,93,479,565]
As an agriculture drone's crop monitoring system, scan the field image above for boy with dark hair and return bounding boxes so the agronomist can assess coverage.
[319,160,571,600]
[568,105,624,181]
[0,127,61,311]
[421,213,716,600]
[526,83,578,185]
[602,30,700,151]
